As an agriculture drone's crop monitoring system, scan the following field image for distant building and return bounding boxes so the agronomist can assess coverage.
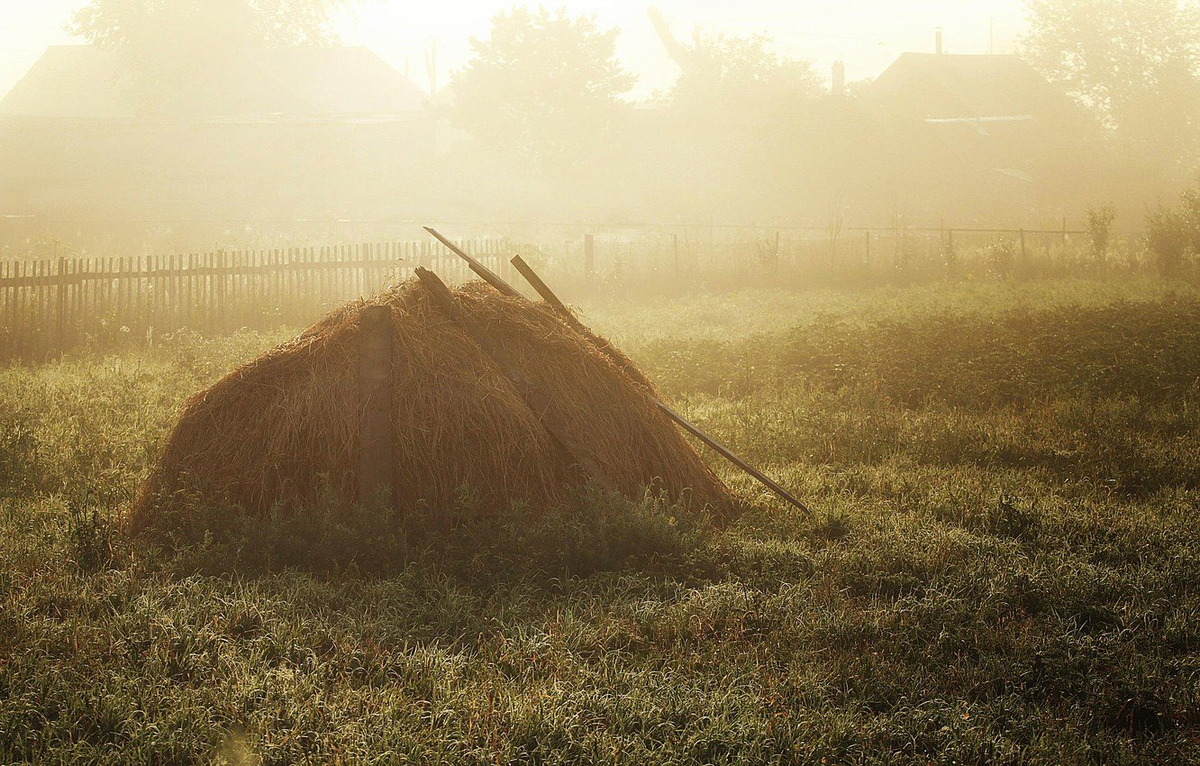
[862,52,1101,222]
[0,45,442,224]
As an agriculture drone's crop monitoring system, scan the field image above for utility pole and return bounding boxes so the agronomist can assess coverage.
[424,41,438,95]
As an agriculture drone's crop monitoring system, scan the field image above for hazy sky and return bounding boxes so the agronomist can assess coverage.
[0,0,1029,101]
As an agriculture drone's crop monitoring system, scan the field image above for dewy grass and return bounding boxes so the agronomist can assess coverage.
[1,277,1199,763]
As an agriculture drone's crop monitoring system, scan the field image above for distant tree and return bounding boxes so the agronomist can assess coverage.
[450,7,636,175]
[1023,0,1200,170]
[70,0,354,49]
[657,31,824,217]
[67,0,357,108]
[666,32,822,119]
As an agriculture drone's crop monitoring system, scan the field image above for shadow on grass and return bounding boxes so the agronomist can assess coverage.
[122,484,722,584]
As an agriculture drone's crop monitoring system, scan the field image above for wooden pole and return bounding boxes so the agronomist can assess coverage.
[506,253,812,516]
[215,250,227,333]
[360,242,372,297]
[510,255,568,313]
[584,234,595,280]
[423,227,520,297]
[357,304,395,508]
[56,256,66,350]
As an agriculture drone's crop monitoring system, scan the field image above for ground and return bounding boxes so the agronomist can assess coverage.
[2,277,1199,764]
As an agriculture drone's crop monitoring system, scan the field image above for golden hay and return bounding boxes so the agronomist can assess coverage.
[129,277,736,533]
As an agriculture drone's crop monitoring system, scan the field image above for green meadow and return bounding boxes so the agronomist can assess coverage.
[2,276,1199,764]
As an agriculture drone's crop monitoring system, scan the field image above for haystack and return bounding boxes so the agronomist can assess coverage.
[129,276,735,533]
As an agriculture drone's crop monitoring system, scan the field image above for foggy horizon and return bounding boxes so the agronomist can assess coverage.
[2,0,1027,101]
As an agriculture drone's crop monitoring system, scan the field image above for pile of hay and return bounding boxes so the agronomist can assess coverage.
[129,277,735,533]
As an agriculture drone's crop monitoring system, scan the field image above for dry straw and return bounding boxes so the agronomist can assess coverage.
[129,277,735,533]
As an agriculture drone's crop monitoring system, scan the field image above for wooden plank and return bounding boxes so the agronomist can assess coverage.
[215,250,227,333]
[423,227,520,297]
[36,259,46,355]
[124,257,134,335]
[69,258,79,345]
[184,253,193,328]
[90,257,99,342]
[56,257,66,349]
[360,243,370,297]
[150,255,160,336]
[13,260,23,356]
[510,255,568,313]
[270,248,280,319]
[1,261,9,358]
[163,254,173,332]
[115,256,125,336]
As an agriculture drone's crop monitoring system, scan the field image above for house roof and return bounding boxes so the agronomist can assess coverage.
[0,45,428,121]
[868,53,1074,122]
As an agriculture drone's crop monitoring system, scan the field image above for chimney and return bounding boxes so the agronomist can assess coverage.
[832,60,845,97]
[424,41,438,95]
[936,27,943,54]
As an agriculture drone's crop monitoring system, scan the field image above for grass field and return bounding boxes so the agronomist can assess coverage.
[2,276,1200,764]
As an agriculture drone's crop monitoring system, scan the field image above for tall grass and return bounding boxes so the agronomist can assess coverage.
[2,277,1199,763]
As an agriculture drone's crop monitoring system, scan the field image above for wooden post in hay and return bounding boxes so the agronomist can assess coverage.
[357,304,394,508]
[414,266,618,493]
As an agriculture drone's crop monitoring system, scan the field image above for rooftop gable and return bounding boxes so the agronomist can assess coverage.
[869,53,1075,122]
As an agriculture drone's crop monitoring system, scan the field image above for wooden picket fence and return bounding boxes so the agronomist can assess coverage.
[0,223,1135,361]
[0,238,513,360]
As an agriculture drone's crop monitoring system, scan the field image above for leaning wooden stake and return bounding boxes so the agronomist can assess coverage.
[413,267,618,493]
[423,227,521,298]
[422,227,813,515]
[510,253,814,517]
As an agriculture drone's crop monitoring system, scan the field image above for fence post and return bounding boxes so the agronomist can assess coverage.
[215,250,227,332]
[361,242,372,297]
[357,304,394,509]
[584,234,595,280]
[56,257,66,350]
